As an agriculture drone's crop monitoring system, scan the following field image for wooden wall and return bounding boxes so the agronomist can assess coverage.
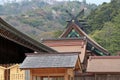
[30,68,74,80]
[31,68,66,76]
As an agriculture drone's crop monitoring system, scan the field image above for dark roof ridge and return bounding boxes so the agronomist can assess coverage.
[25,52,79,57]
[89,56,120,60]
[42,37,86,41]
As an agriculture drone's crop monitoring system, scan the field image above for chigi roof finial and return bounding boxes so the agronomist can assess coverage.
[65,9,91,33]
[66,9,84,22]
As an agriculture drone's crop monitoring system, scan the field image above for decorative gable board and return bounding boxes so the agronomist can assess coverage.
[67,29,81,38]
[60,23,85,38]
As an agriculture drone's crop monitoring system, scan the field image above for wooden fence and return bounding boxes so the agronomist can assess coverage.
[0,64,26,80]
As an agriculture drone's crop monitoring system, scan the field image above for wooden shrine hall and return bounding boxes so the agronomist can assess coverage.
[1,9,120,80]
[41,11,120,80]
[20,53,82,80]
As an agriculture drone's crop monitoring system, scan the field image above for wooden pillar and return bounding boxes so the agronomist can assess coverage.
[30,70,32,80]
[95,74,97,80]
[4,69,10,80]
[64,69,68,80]
[64,74,68,80]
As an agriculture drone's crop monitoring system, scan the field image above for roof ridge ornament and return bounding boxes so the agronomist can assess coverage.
[66,9,84,22]
[66,9,86,31]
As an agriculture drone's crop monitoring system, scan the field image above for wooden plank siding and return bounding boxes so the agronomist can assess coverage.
[30,68,74,80]
[31,68,66,75]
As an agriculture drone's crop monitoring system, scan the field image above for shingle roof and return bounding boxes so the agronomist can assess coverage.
[20,53,79,69]
[87,56,120,73]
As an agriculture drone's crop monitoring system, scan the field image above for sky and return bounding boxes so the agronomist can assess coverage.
[84,0,110,5]
[57,0,111,5]
[0,0,111,5]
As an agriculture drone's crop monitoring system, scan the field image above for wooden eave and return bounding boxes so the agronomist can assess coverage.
[0,17,56,52]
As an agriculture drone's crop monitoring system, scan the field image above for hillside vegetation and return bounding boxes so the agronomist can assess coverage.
[0,0,119,54]
[87,0,120,54]
[0,0,97,39]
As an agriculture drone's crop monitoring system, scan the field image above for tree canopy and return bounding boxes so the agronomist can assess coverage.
[87,0,120,54]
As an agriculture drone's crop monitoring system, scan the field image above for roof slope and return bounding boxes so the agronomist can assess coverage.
[0,17,56,52]
[87,56,120,73]
[20,53,79,69]
[60,22,110,55]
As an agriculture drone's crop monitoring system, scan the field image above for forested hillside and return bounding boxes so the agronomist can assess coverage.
[0,0,119,54]
[0,0,97,39]
[87,0,120,54]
